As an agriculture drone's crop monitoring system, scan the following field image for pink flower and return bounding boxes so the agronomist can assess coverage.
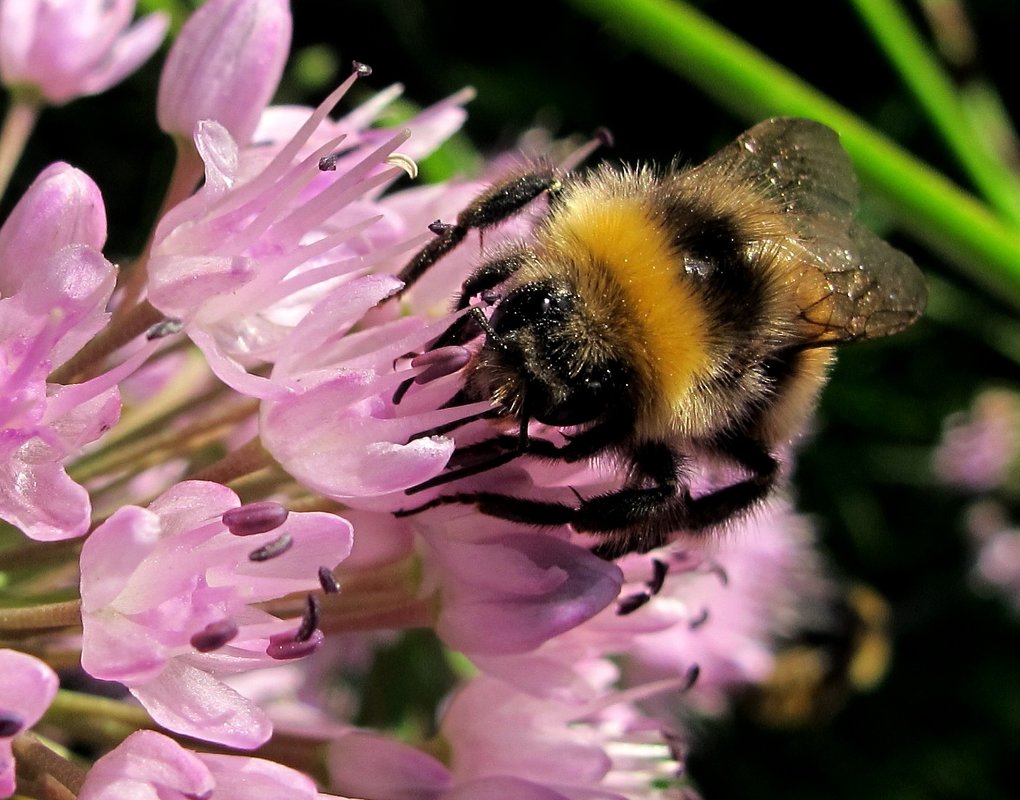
[329,732,579,800]
[581,499,832,714]
[157,0,290,144]
[0,0,168,105]
[0,650,59,800]
[78,730,348,800]
[149,65,476,500]
[328,663,684,800]
[965,501,1020,612]
[415,510,623,656]
[259,274,470,498]
[79,480,353,748]
[934,389,1020,492]
[147,67,468,402]
[973,524,1020,609]
[0,162,122,541]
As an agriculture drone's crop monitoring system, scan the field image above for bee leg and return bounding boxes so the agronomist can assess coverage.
[453,252,530,310]
[405,414,533,493]
[396,439,678,551]
[397,415,636,527]
[396,167,560,294]
[569,442,685,555]
[577,439,778,556]
[393,491,577,527]
[677,434,779,531]
[404,414,630,494]
[394,255,530,404]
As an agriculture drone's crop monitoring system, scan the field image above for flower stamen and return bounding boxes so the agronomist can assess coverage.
[190,620,239,652]
[248,532,293,562]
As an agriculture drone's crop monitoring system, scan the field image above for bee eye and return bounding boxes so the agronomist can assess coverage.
[533,369,616,427]
[488,284,564,332]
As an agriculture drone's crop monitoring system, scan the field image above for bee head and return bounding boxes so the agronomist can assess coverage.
[475,280,632,428]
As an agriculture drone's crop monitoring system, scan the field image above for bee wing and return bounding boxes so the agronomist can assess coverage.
[793,219,928,341]
[710,117,860,223]
[702,118,927,343]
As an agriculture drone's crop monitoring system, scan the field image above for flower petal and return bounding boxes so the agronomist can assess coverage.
[130,659,272,749]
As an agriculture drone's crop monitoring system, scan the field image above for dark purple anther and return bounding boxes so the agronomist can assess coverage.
[616,590,651,616]
[0,711,24,738]
[267,628,324,660]
[318,566,341,594]
[295,594,320,643]
[248,532,293,562]
[224,501,289,536]
[190,619,240,652]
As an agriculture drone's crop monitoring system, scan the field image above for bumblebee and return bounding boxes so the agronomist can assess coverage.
[747,583,892,726]
[393,118,927,557]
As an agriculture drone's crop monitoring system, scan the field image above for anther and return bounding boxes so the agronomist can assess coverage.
[352,61,372,78]
[386,153,418,179]
[267,628,324,660]
[190,619,239,652]
[595,126,614,148]
[688,608,709,629]
[295,594,320,642]
[427,220,453,236]
[680,664,700,693]
[146,318,184,340]
[0,711,24,738]
[248,532,293,562]
[318,566,341,594]
[319,152,341,171]
[223,501,289,536]
[648,558,668,595]
[617,591,652,615]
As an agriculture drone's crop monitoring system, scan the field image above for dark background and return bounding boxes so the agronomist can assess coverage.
[10,1,1019,797]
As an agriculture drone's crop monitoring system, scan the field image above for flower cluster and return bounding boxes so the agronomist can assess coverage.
[0,2,855,798]
[933,388,1020,611]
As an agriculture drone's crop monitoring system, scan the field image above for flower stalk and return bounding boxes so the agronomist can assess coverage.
[0,601,81,633]
[0,95,39,200]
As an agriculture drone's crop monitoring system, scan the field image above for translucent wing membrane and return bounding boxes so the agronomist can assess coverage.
[722,117,859,223]
[705,118,927,344]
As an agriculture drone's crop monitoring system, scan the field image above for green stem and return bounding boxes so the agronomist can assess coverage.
[850,0,1020,224]
[11,732,86,798]
[567,0,1020,308]
[47,300,163,385]
[43,691,156,752]
[114,134,206,316]
[185,435,275,486]
[47,689,154,730]
[0,600,80,631]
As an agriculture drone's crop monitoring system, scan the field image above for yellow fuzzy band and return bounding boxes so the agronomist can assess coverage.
[557,193,713,411]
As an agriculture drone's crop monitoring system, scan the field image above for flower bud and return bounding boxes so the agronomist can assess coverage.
[0,0,168,105]
[157,0,291,145]
[0,163,107,296]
